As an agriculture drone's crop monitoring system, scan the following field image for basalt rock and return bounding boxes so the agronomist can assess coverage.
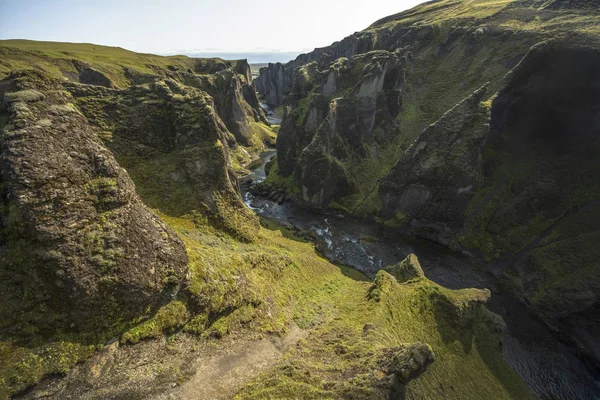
[466,41,600,365]
[379,84,490,243]
[0,70,189,336]
[276,50,406,207]
[168,61,267,147]
[378,343,435,384]
[72,60,115,88]
[69,76,260,241]
[254,62,293,107]
[385,253,424,283]
[256,0,600,366]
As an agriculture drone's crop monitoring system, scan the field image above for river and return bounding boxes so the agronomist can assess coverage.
[241,150,600,400]
[260,102,282,125]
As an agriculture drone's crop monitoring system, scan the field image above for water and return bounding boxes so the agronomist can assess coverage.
[241,150,600,400]
[260,102,282,125]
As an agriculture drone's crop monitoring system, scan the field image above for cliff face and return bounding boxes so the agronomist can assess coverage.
[464,42,600,363]
[275,51,405,207]
[0,70,189,336]
[256,0,600,365]
[0,41,278,334]
[172,60,269,147]
[0,39,539,400]
[379,83,490,238]
[0,42,275,395]
[69,77,260,240]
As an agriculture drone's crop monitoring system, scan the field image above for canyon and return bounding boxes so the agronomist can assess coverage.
[0,0,599,398]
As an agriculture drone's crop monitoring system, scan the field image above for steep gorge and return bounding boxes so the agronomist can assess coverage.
[0,38,536,400]
[0,0,598,398]
[255,0,600,373]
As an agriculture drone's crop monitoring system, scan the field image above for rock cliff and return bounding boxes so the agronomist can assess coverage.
[0,70,189,337]
[0,42,273,396]
[256,0,600,366]
[0,31,538,400]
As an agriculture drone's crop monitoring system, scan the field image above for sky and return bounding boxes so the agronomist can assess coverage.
[0,0,425,63]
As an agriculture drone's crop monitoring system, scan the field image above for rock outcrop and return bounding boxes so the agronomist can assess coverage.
[464,40,600,364]
[378,84,490,243]
[76,86,261,245]
[0,70,189,335]
[255,0,600,366]
[378,343,435,384]
[254,62,291,107]
[172,60,268,147]
[0,48,270,339]
[274,50,406,207]
[385,253,425,283]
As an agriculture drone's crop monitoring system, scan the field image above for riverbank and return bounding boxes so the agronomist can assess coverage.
[241,150,600,400]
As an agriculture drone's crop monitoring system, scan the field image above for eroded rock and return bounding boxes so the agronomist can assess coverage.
[385,253,424,283]
[379,84,490,240]
[378,342,435,384]
[0,70,189,335]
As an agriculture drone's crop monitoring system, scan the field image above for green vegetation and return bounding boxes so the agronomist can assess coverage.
[111,212,531,399]
[383,211,407,229]
[236,266,533,399]
[0,341,95,399]
[5,1,598,396]
[5,201,526,399]
[121,301,190,344]
[261,157,301,194]
[0,39,236,88]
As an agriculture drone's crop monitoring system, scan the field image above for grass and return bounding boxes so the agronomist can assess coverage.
[3,4,585,396]
[235,265,533,399]
[0,341,96,399]
[0,39,240,88]
[112,211,533,399]
[371,0,599,34]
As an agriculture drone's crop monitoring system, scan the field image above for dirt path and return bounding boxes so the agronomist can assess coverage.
[157,325,306,400]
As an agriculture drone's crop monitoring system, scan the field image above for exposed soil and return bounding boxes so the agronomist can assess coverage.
[159,325,307,400]
[17,325,307,400]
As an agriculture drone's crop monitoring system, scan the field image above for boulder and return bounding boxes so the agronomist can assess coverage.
[378,342,435,384]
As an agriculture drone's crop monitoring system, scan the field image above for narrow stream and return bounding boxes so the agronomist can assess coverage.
[242,150,600,400]
[260,102,282,125]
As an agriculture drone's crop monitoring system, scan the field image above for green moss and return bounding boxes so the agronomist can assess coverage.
[248,119,277,149]
[461,118,600,262]
[0,341,95,398]
[204,305,258,339]
[235,254,532,400]
[86,177,118,209]
[2,89,45,104]
[121,301,190,344]
[383,211,407,229]
[0,192,534,399]
[0,40,238,88]
[183,314,209,335]
[262,158,300,194]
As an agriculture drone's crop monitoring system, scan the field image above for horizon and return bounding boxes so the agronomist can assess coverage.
[0,0,424,64]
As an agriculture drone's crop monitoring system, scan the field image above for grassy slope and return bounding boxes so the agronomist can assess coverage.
[0,29,534,400]
[0,39,231,88]
[141,215,534,400]
[1,206,532,398]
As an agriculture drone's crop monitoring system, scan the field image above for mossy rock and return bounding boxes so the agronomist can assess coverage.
[385,253,425,283]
